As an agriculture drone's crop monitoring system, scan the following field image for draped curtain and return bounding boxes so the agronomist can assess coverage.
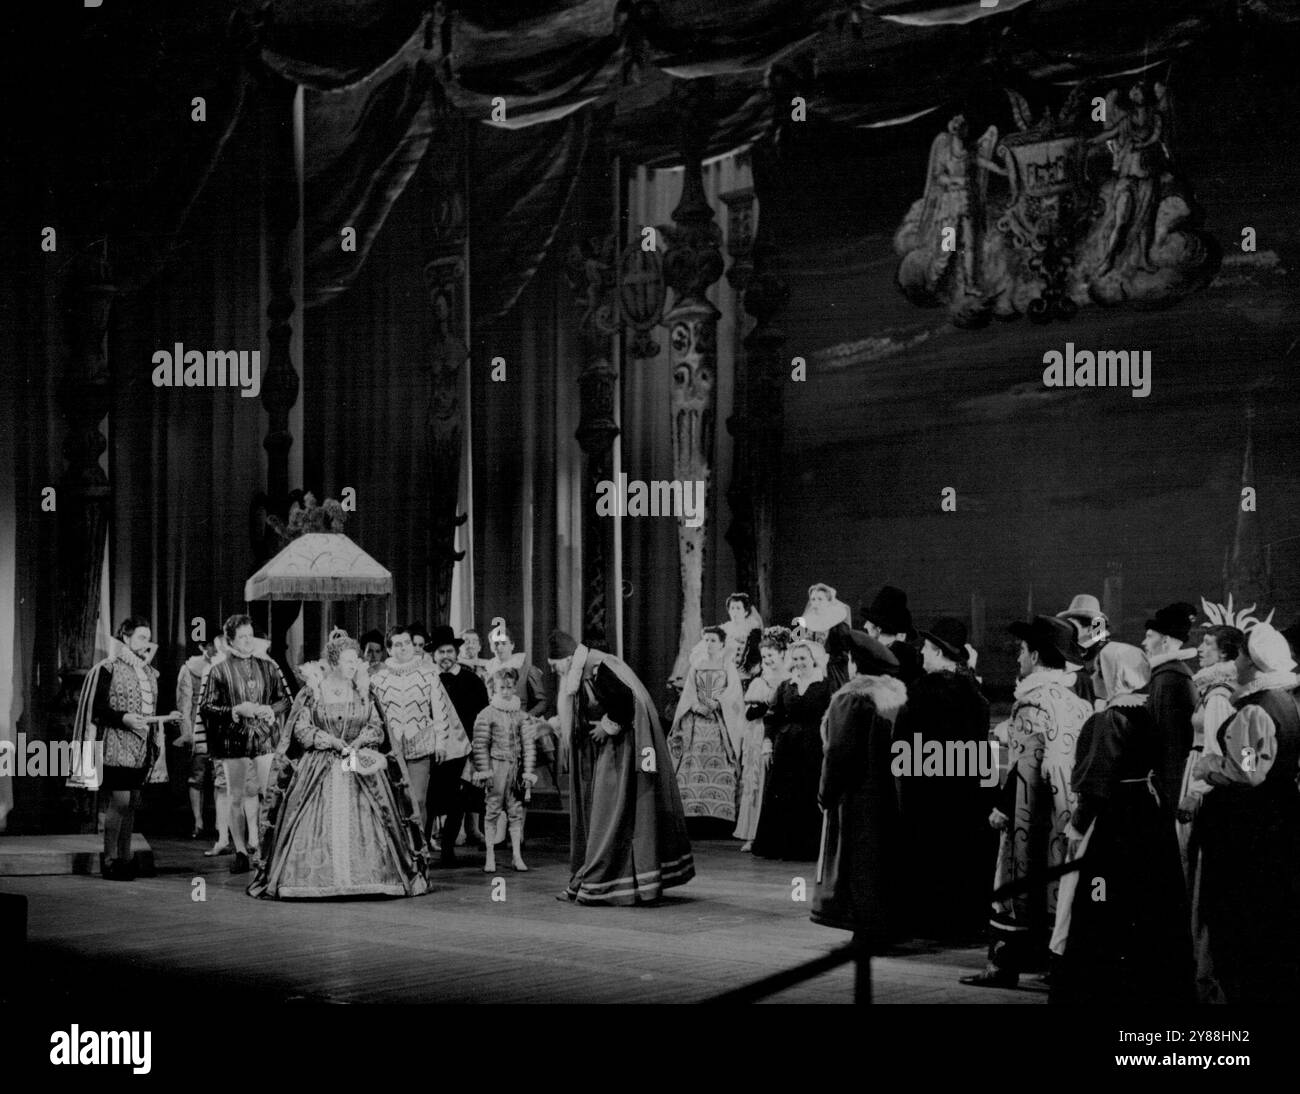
[302,164,440,639]
[107,121,269,705]
[469,269,575,668]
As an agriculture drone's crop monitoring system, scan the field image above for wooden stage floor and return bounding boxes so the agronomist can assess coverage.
[1,835,1044,1005]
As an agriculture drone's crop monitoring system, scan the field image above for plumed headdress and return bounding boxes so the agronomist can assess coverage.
[1200,594,1274,632]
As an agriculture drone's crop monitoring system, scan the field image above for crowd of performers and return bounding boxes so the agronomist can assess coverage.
[69,581,1300,1004]
[72,614,692,906]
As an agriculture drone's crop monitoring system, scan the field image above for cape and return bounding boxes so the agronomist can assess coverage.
[566,649,694,905]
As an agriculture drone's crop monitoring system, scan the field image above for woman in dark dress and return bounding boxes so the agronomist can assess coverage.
[1050,641,1193,1004]
[754,639,833,861]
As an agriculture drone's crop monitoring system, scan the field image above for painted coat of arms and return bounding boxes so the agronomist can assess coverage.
[893,82,1220,327]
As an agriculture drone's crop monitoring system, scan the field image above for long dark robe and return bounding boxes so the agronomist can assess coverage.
[811,674,909,940]
[824,623,852,695]
[564,651,694,905]
[1051,703,1193,1004]
[754,677,832,861]
[439,665,490,815]
[1198,687,1300,1004]
[1148,658,1197,819]
[887,640,924,689]
[894,668,991,941]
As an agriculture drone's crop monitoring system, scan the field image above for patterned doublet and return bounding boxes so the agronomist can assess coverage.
[370,659,443,760]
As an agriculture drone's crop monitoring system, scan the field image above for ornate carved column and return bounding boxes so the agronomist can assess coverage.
[565,235,620,649]
[725,63,803,623]
[737,141,791,623]
[660,78,724,685]
[258,71,301,508]
[56,245,116,681]
[720,182,758,601]
[423,117,469,625]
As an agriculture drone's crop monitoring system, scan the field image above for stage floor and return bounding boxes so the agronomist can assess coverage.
[0,835,1043,1005]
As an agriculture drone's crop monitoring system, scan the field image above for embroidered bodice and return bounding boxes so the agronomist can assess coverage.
[693,667,727,703]
[293,687,384,751]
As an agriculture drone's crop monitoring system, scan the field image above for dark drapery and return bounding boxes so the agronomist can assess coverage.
[303,32,440,307]
[107,120,270,688]
[303,165,443,635]
[470,106,609,322]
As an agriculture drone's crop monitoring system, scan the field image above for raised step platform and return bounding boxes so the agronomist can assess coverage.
[0,835,154,877]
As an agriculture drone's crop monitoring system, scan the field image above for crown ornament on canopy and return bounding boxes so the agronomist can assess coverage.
[1200,594,1274,632]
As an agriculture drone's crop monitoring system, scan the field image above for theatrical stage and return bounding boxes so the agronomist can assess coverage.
[0,836,1039,1006]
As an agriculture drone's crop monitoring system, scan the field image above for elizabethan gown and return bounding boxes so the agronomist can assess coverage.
[248,680,428,899]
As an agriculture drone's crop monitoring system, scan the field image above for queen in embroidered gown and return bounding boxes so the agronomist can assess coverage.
[668,628,745,822]
[249,637,428,900]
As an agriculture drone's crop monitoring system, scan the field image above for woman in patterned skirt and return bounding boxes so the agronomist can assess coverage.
[668,627,745,822]
[249,634,428,899]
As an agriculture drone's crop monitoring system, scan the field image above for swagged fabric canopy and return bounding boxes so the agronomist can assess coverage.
[40,0,1300,317]
[245,533,394,601]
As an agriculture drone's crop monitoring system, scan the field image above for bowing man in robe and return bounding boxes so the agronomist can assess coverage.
[547,630,694,905]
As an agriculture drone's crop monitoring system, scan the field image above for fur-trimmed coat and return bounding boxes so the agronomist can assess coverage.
[811,673,909,937]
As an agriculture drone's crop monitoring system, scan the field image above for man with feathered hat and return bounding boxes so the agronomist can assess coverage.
[546,630,693,905]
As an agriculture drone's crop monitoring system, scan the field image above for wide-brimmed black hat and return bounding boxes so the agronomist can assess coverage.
[1145,602,1198,644]
[917,618,969,664]
[845,630,900,677]
[1008,615,1076,663]
[861,585,913,636]
[427,624,462,651]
